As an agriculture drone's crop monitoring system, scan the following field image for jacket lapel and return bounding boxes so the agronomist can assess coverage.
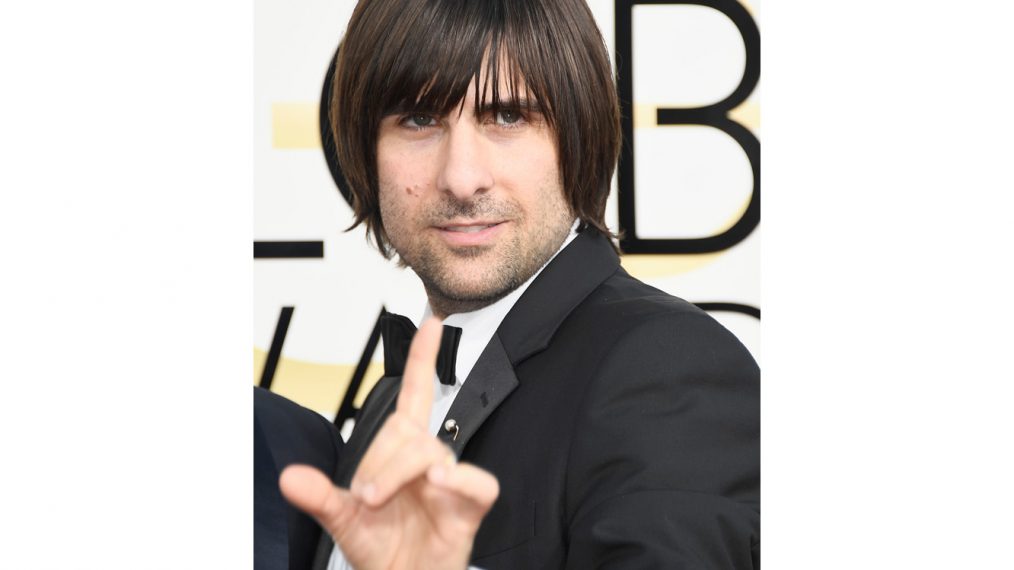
[437,333,518,454]
[334,375,401,487]
[498,229,619,365]
[311,375,402,570]
[437,230,619,452]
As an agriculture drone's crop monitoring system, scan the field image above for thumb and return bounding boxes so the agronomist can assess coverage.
[279,464,355,541]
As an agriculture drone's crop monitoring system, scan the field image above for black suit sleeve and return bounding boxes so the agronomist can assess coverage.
[254,387,345,570]
[255,387,343,473]
[564,310,760,569]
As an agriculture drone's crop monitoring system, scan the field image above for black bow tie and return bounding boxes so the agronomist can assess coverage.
[379,312,462,386]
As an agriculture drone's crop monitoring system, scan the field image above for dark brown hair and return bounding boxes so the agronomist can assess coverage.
[331,0,621,257]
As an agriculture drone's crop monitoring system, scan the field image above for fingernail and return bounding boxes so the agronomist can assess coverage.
[428,465,446,484]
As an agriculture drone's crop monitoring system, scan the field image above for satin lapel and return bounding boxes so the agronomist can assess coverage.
[497,230,620,366]
[437,333,519,455]
[332,375,401,487]
[311,376,401,570]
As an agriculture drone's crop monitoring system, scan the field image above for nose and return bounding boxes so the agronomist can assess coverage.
[435,120,494,201]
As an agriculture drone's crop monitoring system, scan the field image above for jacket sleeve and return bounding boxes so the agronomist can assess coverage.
[563,310,760,569]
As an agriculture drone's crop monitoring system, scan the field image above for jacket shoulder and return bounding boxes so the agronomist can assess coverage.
[254,387,343,473]
[559,271,760,568]
[573,268,754,361]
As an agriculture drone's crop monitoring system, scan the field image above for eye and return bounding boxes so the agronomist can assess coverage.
[401,114,437,128]
[495,110,523,126]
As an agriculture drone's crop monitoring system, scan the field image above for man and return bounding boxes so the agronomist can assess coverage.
[283,0,760,567]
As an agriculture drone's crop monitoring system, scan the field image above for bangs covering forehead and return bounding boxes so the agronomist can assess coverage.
[370,0,555,124]
[333,0,621,258]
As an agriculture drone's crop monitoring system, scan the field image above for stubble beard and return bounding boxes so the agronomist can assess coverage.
[386,193,573,318]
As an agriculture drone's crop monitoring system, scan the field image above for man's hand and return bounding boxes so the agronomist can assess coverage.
[279,318,499,570]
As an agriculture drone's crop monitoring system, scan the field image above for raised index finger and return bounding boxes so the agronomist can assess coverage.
[395,317,442,427]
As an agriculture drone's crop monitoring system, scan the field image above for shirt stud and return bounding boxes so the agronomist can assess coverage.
[443,419,459,441]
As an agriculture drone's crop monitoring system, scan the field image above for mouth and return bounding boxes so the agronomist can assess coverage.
[441,223,501,233]
[433,220,508,246]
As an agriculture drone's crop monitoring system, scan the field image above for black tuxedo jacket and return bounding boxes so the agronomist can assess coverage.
[255,387,344,570]
[315,230,760,569]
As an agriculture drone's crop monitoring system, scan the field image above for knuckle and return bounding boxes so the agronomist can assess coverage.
[389,413,416,437]
[417,434,443,456]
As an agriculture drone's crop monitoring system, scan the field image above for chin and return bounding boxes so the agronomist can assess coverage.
[423,267,524,311]
[434,276,513,303]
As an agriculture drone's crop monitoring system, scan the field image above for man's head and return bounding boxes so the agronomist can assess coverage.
[331,0,620,315]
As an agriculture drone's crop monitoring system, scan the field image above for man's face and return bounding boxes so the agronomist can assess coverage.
[376,75,574,317]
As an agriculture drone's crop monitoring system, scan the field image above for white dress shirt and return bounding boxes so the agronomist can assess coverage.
[328,224,578,570]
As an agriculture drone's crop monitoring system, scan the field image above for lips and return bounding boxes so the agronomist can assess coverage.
[443,224,498,233]
[434,221,507,246]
